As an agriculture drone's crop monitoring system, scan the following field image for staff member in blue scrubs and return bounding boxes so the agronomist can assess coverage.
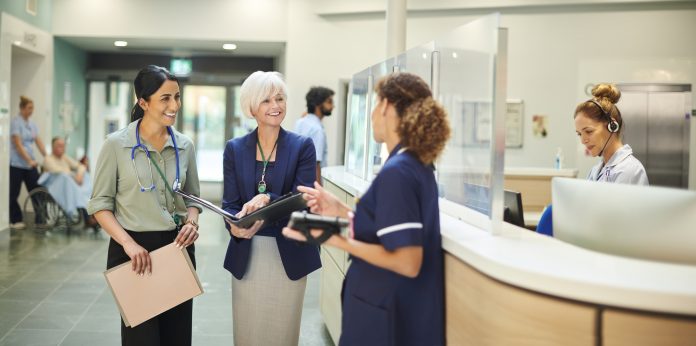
[284,72,451,346]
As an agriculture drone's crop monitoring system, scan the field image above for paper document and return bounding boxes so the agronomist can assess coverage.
[104,243,203,327]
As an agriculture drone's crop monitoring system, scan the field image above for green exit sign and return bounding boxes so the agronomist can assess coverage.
[170,58,192,76]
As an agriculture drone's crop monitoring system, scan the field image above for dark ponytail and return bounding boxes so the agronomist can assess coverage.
[131,65,179,122]
[375,72,451,165]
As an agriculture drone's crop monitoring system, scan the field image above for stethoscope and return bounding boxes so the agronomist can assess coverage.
[130,118,181,192]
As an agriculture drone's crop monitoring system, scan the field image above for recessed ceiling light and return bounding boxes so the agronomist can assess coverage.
[13,41,21,46]
[222,43,237,50]
[114,40,128,47]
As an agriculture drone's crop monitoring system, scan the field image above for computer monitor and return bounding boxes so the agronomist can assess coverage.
[503,190,525,227]
[462,182,490,215]
[461,183,526,227]
[552,177,696,265]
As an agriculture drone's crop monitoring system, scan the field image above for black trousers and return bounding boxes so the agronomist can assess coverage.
[107,229,196,346]
[9,166,40,223]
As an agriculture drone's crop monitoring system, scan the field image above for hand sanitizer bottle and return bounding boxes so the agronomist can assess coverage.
[555,147,564,169]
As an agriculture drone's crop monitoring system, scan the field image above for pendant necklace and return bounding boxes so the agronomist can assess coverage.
[257,134,278,194]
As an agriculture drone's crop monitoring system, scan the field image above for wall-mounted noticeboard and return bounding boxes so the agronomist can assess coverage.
[506,99,524,148]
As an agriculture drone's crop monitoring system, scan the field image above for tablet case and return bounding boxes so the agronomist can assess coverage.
[175,190,307,229]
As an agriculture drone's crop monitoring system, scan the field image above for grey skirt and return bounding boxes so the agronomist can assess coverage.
[231,236,307,346]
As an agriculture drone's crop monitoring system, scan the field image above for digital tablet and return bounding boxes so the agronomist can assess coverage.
[174,189,307,229]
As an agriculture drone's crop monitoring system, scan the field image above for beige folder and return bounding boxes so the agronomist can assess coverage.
[104,243,203,327]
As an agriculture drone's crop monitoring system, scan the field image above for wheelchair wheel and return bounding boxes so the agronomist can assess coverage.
[22,187,81,231]
[23,187,61,229]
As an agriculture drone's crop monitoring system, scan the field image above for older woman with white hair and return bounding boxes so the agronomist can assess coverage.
[221,71,320,346]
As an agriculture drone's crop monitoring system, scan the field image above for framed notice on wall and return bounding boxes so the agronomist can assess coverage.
[506,99,524,148]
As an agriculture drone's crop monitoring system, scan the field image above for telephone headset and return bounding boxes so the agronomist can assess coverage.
[588,98,621,157]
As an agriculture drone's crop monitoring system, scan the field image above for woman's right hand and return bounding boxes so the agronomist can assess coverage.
[227,219,264,239]
[28,159,38,168]
[122,240,151,276]
[298,181,349,218]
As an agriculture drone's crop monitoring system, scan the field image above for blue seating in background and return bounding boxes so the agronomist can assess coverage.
[536,204,553,237]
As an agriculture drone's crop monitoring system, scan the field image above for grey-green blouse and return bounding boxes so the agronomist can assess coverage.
[87,120,202,232]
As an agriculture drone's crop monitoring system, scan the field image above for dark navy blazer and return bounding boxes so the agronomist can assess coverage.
[222,127,321,280]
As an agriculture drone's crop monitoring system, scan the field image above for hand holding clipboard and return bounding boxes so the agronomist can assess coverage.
[173,188,307,229]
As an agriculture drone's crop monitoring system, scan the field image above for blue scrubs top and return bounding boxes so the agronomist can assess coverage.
[340,144,444,346]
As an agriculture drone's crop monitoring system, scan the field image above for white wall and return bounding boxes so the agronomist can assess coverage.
[285,3,696,178]
[52,0,288,42]
[284,0,386,167]
[49,0,696,178]
[0,13,53,231]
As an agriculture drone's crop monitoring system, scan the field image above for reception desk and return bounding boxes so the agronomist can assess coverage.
[319,166,696,345]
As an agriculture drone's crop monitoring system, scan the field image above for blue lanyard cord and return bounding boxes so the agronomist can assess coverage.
[132,119,181,192]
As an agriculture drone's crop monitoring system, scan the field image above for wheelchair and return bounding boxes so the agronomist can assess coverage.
[23,186,84,233]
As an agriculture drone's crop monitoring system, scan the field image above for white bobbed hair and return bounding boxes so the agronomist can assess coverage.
[239,71,287,118]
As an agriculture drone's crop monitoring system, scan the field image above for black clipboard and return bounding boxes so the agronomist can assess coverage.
[174,189,307,229]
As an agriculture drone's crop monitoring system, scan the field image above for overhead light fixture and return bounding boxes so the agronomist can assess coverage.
[13,41,22,46]
[452,52,458,58]
[222,43,237,50]
[114,40,128,47]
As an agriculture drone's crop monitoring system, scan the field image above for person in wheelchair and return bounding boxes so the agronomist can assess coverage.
[39,137,93,224]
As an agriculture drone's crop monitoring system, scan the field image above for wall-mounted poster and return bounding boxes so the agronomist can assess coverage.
[532,114,548,138]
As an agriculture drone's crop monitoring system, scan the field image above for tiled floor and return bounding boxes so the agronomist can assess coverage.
[0,212,333,346]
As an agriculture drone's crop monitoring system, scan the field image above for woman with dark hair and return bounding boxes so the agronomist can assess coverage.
[9,95,47,229]
[87,65,202,345]
[284,72,451,345]
[574,83,648,185]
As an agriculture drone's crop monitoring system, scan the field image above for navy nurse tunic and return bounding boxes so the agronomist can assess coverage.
[340,144,444,346]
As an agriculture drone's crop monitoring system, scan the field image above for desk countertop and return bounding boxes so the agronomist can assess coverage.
[323,166,696,316]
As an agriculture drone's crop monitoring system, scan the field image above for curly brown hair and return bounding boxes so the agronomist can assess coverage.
[375,73,451,165]
[575,83,623,133]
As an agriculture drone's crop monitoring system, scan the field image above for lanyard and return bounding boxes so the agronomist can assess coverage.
[257,134,278,194]
[149,155,182,225]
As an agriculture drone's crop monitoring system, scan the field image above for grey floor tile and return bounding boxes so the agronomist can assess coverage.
[32,301,91,317]
[0,287,53,302]
[0,329,68,346]
[0,299,37,315]
[59,331,120,346]
[0,313,26,338]
[15,314,79,331]
[0,213,334,345]
[8,280,62,292]
[192,333,233,346]
[72,315,121,333]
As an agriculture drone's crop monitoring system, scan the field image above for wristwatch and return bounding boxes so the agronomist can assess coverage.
[185,218,199,230]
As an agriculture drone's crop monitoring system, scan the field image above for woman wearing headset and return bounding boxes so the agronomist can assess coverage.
[574,83,648,185]
[87,65,202,346]
[284,72,450,345]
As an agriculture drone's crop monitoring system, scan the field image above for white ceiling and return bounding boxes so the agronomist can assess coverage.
[58,36,286,58]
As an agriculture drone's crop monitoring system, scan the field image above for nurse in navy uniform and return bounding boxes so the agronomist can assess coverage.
[284,72,451,346]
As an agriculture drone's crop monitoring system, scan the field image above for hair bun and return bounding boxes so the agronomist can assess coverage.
[591,83,621,104]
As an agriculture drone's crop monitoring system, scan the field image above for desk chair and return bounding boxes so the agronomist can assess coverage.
[536,204,553,237]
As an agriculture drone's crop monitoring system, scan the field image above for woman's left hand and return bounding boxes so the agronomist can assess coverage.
[175,223,199,248]
[238,194,271,217]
